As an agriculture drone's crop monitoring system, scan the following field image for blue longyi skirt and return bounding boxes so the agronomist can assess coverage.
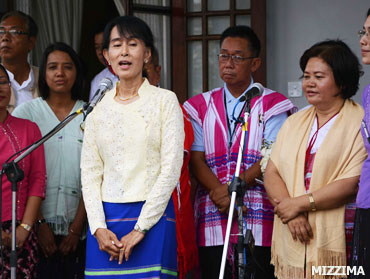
[85,200,177,278]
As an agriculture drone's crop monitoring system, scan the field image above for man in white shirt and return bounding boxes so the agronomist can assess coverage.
[89,26,118,101]
[0,11,39,112]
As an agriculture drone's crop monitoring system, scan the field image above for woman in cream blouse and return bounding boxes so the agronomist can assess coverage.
[81,16,184,278]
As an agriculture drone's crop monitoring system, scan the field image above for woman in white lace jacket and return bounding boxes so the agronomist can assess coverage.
[81,16,184,279]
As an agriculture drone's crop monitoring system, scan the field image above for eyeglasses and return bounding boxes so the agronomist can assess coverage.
[217,53,256,64]
[358,29,370,40]
[0,29,29,37]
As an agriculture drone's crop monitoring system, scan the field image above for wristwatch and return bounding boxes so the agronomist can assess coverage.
[20,223,32,232]
[308,193,317,212]
[134,224,148,234]
[37,218,46,225]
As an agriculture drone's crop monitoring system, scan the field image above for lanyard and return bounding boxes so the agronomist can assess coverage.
[306,112,339,160]
[224,91,246,149]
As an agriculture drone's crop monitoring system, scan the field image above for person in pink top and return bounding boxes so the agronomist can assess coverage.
[0,63,46,278]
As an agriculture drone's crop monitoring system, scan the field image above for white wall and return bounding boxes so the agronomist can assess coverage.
[266,0,370,109]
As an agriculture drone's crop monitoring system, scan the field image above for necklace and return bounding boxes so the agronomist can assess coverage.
[117,93,138,101]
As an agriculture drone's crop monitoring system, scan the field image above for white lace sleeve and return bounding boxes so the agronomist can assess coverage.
[136,93,185,231]
[81,111,107,235]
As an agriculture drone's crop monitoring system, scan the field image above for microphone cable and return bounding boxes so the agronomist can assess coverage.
[0,108,84,276]
[3,111,81,167]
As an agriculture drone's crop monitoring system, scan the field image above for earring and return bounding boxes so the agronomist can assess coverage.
[144,59,148,64]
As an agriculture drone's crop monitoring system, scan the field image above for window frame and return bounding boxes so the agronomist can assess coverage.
[172,0,266,103]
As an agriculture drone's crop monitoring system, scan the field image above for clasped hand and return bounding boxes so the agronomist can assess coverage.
[1,225,30,250]
[273,197,301,224]
[209,184,248,215]
[95,228,144,264]
[274,198,313,243]
[209,183,230,213]
[38,224,80,257]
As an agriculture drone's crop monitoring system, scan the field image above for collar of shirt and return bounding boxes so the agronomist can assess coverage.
[223,77,254,137]
[6,66,34,91]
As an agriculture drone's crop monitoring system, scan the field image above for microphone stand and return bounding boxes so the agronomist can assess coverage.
[1,104,92,279]
[219,100,253,279]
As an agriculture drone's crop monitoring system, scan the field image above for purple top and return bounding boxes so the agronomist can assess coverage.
[357,84,370,208]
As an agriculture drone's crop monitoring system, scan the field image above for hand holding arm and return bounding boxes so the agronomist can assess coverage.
[266,160,360,223]
[274,176,360,223]
[274,197,308,224]
[191,151,230,212]
[264,160,304,223]
[209,183,230,213]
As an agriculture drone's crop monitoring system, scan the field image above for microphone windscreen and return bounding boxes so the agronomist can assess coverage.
[240,83,265,102]
[252,82,264,95]
[99,78,113,91]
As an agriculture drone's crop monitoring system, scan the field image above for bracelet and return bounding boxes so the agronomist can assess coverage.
[20,223,32,232]
[69,228,81,237]
[308,193,317,212]
[36,218,46,225]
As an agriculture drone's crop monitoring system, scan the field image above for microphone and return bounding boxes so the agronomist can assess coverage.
[240,82,264,102]
[85,78,113,115]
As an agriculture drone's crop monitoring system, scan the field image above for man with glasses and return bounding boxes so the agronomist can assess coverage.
[184,25,296,279]
[0,11,39,112]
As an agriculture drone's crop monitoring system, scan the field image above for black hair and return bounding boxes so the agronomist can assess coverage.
[38,42,85,100]
[0,64,10,81]
[220,25,261,57]
[299,39,362,99]
[92,23,106,38]
[102,16,154,51]
[1,10,38,38]
[367,8,370,17]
